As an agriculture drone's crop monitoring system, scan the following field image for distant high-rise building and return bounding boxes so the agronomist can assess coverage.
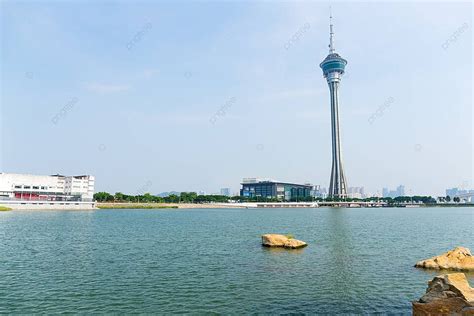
[348,187,365,199]
[220,188,231,196]
[396,185,405,197]
[317,187,328,198]
[446,188,459,197]
[310,184,323,197]
[382,185,406,198]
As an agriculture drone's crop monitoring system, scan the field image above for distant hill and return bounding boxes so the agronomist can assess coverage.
[156,191,181,197]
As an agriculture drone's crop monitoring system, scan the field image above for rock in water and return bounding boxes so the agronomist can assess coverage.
[415,247,474,271]
[261,234,307,249]
[412,273,474,315]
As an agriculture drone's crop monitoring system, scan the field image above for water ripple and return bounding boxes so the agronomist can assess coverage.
[0,207,472,314]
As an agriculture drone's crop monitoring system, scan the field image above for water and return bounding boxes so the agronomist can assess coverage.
[0,207,473,314]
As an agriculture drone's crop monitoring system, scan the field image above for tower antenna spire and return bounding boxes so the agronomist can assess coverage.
[329,6,335,54]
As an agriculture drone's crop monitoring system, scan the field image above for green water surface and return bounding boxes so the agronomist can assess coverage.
[0,207,472,314]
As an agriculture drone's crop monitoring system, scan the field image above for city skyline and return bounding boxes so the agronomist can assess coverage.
[1,2,472,197]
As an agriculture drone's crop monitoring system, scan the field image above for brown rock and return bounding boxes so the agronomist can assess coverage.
[261,234,307,249]
[415,247,474,271]
[413,273,474,316]
[283,238,307,249]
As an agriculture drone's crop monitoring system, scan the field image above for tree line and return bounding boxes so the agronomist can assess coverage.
[93,191,456,205]
[93,191,231,203]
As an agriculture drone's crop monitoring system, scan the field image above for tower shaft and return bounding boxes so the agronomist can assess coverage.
[328,80,347,198]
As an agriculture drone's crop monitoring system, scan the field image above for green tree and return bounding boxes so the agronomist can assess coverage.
[165,194,180,203]
[180,192,198,203]
[114,192,124,202]
[142,193,154,203]
[94,192,113,202]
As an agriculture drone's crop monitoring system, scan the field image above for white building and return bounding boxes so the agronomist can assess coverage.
[0,173,95,202]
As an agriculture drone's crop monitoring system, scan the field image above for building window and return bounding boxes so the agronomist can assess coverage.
[33,186,40,190]
[24,186,31,189]
[14,185,21,189]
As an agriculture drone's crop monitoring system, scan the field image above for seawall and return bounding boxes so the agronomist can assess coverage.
[0,200,95,210]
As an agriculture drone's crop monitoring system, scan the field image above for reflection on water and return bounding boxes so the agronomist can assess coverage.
[262,246,306,255]
[326,208,359,292]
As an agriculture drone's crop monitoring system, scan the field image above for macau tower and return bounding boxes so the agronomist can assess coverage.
[320,14,348,198]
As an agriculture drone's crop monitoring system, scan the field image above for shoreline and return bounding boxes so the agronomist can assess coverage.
[96,202,248,209]
[101,202,474,209]
[1,202,472,211]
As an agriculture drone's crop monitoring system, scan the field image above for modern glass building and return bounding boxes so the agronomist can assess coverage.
[240,178,312,201]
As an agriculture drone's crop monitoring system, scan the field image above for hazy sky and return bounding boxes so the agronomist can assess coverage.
[1,1,472,196]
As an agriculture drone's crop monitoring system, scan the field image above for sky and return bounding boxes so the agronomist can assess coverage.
[1,1,472,197]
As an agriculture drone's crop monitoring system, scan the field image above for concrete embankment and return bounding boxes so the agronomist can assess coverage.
[0,201,95,210]
[0,202,248,210]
